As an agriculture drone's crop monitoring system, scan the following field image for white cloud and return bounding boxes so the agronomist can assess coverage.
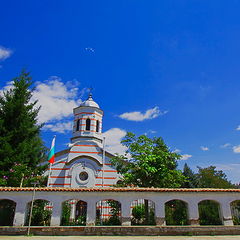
[173,149,181,153]
[32,76,80,123]
[119,107,167,121]
[215,163,240,183]
[0,76,85,134]
[144,129,157,135]
[200,146,209,151]
[220,143,231,148]
[0,46,12,60]
[215,163,240,171]
[236,125,240,131]
[180,154,192,160]
[0,81,14,95]
[43,121,73,134]
[233,145,240,153]
[103,128,127,155]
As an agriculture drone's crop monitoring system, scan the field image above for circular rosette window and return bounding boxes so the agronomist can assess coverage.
[79,171,88,181]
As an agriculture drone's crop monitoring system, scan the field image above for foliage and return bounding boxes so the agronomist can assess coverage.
[181,163,198,188]
[131,203,155,225]
[0,70,47,186]
[198,200,222,225]
[25,200,51,226]
[165,200,188,225]
[61,201,86,226]
[197,166,234,189]
[0,200,16,226]
[231,201,240,225]
[61,201,71,226]
[111,132,186,188]
[104,200,121,225]
[96,200,121,226]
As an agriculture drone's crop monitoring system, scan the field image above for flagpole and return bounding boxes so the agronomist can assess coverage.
[47,162,52,187]
[102,137,106,187]
[47,135,56,188]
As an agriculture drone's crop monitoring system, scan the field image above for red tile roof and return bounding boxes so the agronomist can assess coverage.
[0,187,240,192]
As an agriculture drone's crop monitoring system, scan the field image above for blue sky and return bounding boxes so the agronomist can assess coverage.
[1,0,240,182]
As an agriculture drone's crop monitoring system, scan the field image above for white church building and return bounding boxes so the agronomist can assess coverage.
[48,93,120,188]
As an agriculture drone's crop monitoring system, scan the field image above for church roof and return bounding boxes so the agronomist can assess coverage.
[80,93,99,108]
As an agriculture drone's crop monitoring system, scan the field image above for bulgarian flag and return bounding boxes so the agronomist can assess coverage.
[48,136,56,164]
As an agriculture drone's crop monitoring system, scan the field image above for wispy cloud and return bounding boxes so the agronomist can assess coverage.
[215,163,240,183]
[119,107,167,121]
[180,154,192,160]
[85,47,95,53]
[220,143,231,148]
[200,146,209,151]
[236,125,240,131]
[43,121,73,134]
[215,163,240,171]
[173,149,181,153]
[144,130,157,135]
[233,145,240,153]
[103,128,127,155]
[0,46,12,60]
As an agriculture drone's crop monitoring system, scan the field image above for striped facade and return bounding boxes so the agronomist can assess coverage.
[48,94,120,188]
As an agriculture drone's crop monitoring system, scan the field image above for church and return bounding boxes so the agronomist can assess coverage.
[48,93,120,188]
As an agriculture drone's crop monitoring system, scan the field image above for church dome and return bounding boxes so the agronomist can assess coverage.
[80,93,100,108]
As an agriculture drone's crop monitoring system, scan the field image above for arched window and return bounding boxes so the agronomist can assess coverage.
[76,119,80,131]
[86,118,91,131]
[96,120,99,132]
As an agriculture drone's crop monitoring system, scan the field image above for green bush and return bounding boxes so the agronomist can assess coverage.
[165,200,188,225]
[25,200,51,226]
[199,200,222,225]
[131,203,155,225]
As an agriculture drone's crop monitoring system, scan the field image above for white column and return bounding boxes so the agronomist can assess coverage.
[86,200,96,226]
[50,201,62,226]
[13,201,27,226]
[155,202,165,226]
[221,201,234,226]
[188,201,200,225]
[121,200,131,226]
[69,199,77,222]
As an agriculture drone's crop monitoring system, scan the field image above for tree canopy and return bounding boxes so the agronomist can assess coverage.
[111,132,186,188]
[0,70,47,186]
[196,165,234,189]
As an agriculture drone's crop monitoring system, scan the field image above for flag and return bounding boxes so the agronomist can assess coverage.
[48,136,56,164]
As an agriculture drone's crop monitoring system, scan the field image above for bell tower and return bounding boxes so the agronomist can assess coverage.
[71,93,103,144]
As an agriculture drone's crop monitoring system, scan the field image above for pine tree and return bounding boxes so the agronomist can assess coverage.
[0,70,47,187]
[182,163,198,188]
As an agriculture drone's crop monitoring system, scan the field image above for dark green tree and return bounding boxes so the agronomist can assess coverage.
[111,132,186,188]
[197,166,234,189]
[181,163,198,188]
[0,70,47,186]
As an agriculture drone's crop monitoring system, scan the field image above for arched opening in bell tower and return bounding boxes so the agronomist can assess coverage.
[86,118,91,131]
[96,120,100,132]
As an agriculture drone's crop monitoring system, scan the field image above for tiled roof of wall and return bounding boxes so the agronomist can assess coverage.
[0,187,240,192]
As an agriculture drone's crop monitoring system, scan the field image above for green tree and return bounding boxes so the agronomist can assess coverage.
[181,163,198,188]
[197,166,234,189]
[0,70,47,186]
[25,200,52,226]
[111,132,186,188]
